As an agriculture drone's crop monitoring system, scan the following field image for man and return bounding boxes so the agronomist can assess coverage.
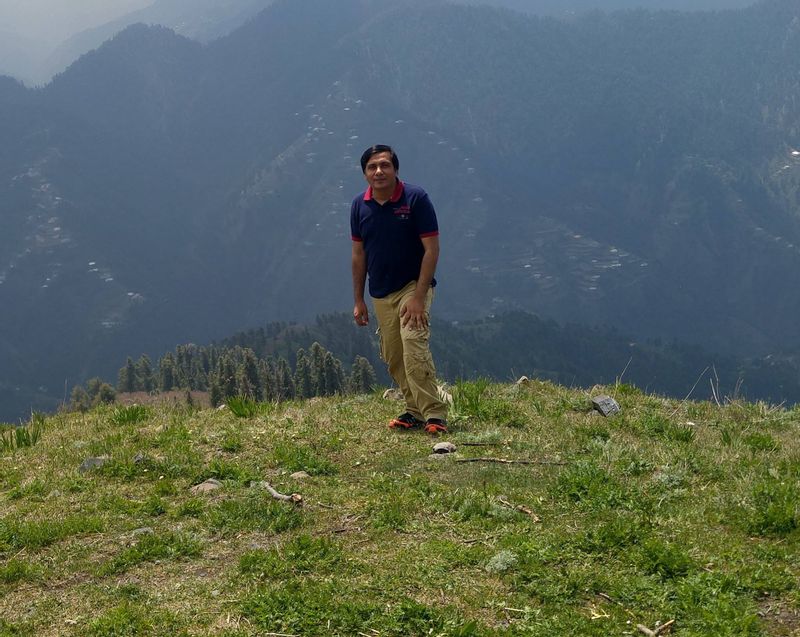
[350,144,449,434]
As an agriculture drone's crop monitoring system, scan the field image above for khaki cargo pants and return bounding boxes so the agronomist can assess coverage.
[372,280,448,422]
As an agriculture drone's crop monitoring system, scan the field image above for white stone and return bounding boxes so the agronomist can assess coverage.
[190,479,222,494]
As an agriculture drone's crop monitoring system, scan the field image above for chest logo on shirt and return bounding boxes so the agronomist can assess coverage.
[393,204,411,220]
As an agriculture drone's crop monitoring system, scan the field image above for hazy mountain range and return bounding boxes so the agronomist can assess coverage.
[1,0,799,420]
[2,0,757,85]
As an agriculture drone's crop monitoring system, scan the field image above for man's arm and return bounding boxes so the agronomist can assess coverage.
[400,234,439,329]
[352,240,369,326]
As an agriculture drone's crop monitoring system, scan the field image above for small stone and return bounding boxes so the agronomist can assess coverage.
[216,404,228,411]
[79,455,109,473]
[516,376,531,385]
[290,471,311,480]
[591,395,620,417]
[382,388,403,401]
[433,442,457,454]
[133,452,146,464]
[190,478,223,494]
[131,527,154,536]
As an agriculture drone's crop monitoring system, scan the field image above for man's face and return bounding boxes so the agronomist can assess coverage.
[364,151,397,192]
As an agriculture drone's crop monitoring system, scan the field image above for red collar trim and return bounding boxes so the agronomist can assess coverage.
[364,179,404,203]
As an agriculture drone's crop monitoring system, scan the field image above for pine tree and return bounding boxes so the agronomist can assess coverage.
[257,358,274,401]
[174,345,193,389]
[135,355,155,392]
[93,383,116,406]
[209,378,222,408]
[349,356,377,394]
[70,386,90,412]
[217,355,237,400]
[323,352,344,395]
[195,348,211,390]
[159,353,177,392]
[86,377,104,402]
[309,342,327,396]
[294,348,314,399]
[332,357,346,394]
[117,357,137,393]
[236,349,261,400]
[275,357,295,401]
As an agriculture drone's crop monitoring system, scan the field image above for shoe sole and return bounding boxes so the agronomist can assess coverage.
[389,419,422,429]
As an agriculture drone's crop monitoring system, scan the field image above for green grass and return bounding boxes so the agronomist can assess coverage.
[225,396,274,418]
[0,515,104,551]
[206,492,303,535]
[98,532,202,575]
[108,404,152,426]
[0,418,43,452]
[0,381,799,635]
[239,533,343,578]
[0,559,40,586]
[85,602,189,637]
[271,440,338,476]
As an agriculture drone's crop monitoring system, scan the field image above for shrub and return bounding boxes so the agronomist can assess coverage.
[637,538,694,579]
[485,550,518,574]
[109,404,151,426]
[0,419,43,453]
[226,396,271,418]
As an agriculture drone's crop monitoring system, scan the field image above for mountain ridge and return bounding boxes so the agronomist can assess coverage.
[2,0,800,419]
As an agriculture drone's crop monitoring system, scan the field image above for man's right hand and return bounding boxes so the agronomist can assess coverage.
[353,300,369,326]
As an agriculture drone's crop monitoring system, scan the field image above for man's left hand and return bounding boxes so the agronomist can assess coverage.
[400,297,428,330]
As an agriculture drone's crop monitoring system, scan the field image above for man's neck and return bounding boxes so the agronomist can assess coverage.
[372,179,397,205]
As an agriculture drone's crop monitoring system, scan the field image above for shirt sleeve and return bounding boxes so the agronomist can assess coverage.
[413,192,439,238]
[350,199,362,241]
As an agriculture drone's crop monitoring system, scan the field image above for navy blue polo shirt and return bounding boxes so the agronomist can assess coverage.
[351,179,439,299]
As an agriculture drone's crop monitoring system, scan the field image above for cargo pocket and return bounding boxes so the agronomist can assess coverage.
[407,349,435,382]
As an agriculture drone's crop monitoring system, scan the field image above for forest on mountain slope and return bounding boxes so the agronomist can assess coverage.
[60,312,800,421]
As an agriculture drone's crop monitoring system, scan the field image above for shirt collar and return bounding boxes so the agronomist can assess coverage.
[364,179,404,203]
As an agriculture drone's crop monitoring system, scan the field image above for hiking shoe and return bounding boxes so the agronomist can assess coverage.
[389,412,424,429]
[424,418,448,435]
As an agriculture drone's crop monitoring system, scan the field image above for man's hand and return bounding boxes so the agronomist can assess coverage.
[353,300,369,326]
[400,296,427,330]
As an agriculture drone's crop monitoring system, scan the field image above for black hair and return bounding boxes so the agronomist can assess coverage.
[360,144,399,173]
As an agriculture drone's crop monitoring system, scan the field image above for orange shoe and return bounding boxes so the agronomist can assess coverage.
[424,418,448,435]
[389,412,424,429]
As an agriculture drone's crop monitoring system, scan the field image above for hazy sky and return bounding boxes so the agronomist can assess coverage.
[0,0,153,43]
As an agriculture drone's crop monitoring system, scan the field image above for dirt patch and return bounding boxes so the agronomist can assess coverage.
[760,599,800,636]
[116,391,211,408]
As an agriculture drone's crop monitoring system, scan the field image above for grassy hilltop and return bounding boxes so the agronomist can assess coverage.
[1,380,798,636]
